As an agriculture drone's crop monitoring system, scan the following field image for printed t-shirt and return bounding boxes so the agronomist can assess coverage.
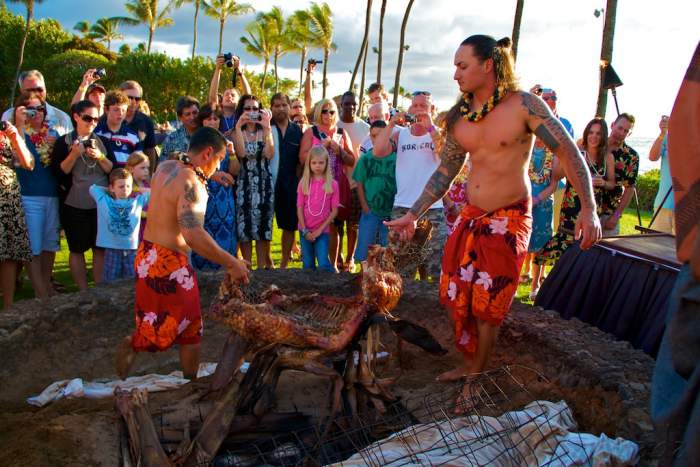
[297,178,339,233]
[89,185,150,249]
[394,126,442,209]
[352,149,397,217]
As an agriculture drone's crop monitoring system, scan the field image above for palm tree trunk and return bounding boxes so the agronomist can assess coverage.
[147,26,154,54]
[377,0,386,84]
[358,37,369,116]
[393,0,414,108]
[261,59,269,91]
[350,0,372,91]
[298,48,307,96]
[596,0,617,119]
[11,4,33,105]
[511,0,524,62]
[107,39,112,51]
[218,19,225,55]
[322,48,329,99]
[274,49,279,93]
[192,0,200,60]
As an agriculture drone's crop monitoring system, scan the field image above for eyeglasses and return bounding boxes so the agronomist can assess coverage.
[321,109,336,115]
[25,105,46,112]
[80,114,100,123]
[244,106,260,111]
[412,91,432,96]
[542,95,557,102]
[25,87,45,93]
[127,95,142,102]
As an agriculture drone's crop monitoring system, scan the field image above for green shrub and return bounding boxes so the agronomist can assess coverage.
[43,49,111,110]
[635,169,660,211]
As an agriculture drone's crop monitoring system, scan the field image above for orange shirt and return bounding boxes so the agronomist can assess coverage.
[668,41,700,263]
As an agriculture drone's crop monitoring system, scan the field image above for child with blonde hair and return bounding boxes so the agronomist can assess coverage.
[126,151,151,241]
[296,146,339,271]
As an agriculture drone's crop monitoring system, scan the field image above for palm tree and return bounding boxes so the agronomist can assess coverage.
[511,0,524,62]
[73,20,92,38]
[88,17,130,51]
[376,0,386,83]
[123,0,176,54]
[8,0,46,104]
[307,2,336,99]
[358,30,369,116]
[596,0,618,118]
[203,0,254,55]
[393,0,414,108]
[349,0,372,91]
[174,0,203,60]
[286,9,318,96]
[260,7,289,93]
[240,20,273,90]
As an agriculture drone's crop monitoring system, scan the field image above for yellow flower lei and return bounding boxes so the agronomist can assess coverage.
[459,86,507,122]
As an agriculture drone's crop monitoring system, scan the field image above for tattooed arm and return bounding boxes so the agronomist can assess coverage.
[520,91,601,248]
[177,173,249,280]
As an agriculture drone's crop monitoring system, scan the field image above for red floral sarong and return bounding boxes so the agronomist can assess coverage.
[131,240,203,352]
[439,198,532,356]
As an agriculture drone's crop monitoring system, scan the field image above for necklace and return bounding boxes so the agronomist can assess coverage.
[306,179,327,217]
[459,86,507,122]
[528,147,553,185]
[180,154,209,188]
[583,150,605,178]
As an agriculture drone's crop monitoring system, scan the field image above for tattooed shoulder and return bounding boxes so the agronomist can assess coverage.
[440,131,467,168]
[183,182,199,204]
[520,91,551,119]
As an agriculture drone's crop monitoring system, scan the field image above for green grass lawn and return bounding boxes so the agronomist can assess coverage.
[14,208,652,303]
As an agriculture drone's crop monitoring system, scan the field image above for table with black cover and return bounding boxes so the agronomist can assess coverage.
[534,234,679,357]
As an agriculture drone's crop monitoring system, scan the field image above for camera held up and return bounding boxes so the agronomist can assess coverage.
[0,121,8,132]
[93,68,106,79]
[307,58,323,66]
[222,53,238,68]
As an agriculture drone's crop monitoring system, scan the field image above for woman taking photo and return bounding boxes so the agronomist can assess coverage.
[299,98,355,272]
[51,100,115,291]
[13,91,61,299]
[231,95,275,269]
[191,104,240,270]
[0,119,34,310]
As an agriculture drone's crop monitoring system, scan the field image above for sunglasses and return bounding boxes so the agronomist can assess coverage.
[127,95,143,101]
[25,87,45,93]
[244,106,260,111]
[542,95,557,102]
[80,114,100,123]
[25,105,46,112]
[321,109,336,115]
[412,90,431,96]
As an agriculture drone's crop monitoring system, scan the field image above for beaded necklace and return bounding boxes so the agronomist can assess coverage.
[180,154,209,191]
[459,86,507,122]
[306,178,328,217]
[528,147,553,185]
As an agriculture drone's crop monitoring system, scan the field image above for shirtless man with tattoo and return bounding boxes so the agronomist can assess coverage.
[386,35,601,411]
[116,127,250,380]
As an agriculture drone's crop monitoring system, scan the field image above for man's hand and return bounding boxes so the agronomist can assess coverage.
[415,112,434,132]
[227,257,250,284]
[575,209,602,249]
[385,212,417,242]
[81,68,99,87]
[260,109,272,129]
[530,84,543,96]
[659,115,669,134]
[215,55,225,70]
[13,106,27,129]
[211,170,233,187]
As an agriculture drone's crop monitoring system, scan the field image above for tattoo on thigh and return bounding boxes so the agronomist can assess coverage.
[177,209,204,229]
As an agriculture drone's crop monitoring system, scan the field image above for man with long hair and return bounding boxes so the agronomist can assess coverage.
[386,34,601,412]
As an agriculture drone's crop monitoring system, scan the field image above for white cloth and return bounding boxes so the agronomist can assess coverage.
[2,102,73,136]
[26,362,250,407]
[332,400,639,466]
[337,119,370,188]
[394,126,442,209]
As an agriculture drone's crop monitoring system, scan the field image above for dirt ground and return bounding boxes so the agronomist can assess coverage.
[0,270,657,466]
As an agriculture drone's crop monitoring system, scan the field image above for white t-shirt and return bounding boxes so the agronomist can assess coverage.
[2,102,73,136]
[337,119,370,188]
[394,126,442,209]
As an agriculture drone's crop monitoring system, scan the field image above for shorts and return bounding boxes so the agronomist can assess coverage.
[62,204,98,253]
[274,181,299,232]
[131,240,203,352]
[103,248,136,282]
[21,196,60,256]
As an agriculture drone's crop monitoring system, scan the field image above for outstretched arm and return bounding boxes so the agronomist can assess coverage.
[208,56,224,106]
[520,91,601,248]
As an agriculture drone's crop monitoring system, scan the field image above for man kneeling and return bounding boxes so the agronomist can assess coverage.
[116,127,249,380]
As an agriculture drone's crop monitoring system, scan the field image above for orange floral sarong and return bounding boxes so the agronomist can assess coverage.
[131,240,203,352]
[439,198,532,356]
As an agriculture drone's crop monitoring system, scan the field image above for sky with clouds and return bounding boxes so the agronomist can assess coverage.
[8,0,699,138]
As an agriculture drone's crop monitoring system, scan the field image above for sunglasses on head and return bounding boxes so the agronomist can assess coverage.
[127,95,142,101]
[543,95,557,102]
[25,87,45,93]
[80,114,99,123]
[321,109,336,115]
[412,90,431,97]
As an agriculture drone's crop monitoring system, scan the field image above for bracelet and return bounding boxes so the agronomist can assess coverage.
[301,228,309,236]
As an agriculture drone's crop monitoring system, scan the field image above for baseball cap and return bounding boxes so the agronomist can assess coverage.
[86,83,106,96]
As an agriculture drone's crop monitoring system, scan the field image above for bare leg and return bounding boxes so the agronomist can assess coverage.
[256,240,273,270]
[329,223,340,271]
[530,263,543,299]
[116,335,136,380]
[455,319,500,414]
[239,241,253,266]
[280,230,295,269]
[179,343,201,381]
[520,253,532,282]
[345,221,358,272]
[41,251,56,295]
[69,252,88,291]
[26,255,48,299]
[92,247,105,284]
[1,261,18,310]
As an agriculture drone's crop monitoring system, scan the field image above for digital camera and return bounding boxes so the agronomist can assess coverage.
[248,111,262,121]
[308,58,323,66]
[222,52,238,68]
[93,68,106,79]
[404,113,416,124]
[0,121,8,132]
[24,109,38,119]
[83,138,97,149]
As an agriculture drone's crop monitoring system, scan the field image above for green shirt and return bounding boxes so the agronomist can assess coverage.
[352,149,397,217]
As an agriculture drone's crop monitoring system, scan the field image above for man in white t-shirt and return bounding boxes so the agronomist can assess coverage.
[2,70,73,136]
[373,91,447,279]
[336,91,370,272]
[360,102,399,155]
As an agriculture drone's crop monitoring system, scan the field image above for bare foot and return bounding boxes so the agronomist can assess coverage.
[116,336,136,380]
[436,366,469,382]
[454,380,483,415]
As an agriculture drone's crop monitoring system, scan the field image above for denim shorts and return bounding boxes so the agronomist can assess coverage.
[21,196,61,256]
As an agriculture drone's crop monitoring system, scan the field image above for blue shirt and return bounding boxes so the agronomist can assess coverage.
[89,185,150,250]
[654,135,674,210]
[16,133,58,197]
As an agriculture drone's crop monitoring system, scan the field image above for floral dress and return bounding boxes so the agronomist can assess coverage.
[0,136,32,263]
[236,136,273,242]
[192,152,237,270]
[534,151,604,266]
[528,147,554,252]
